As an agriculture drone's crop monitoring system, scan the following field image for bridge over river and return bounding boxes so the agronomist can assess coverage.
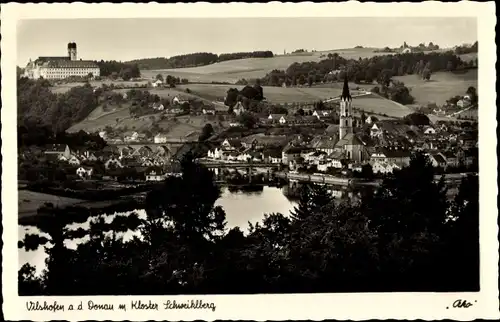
[198,160,282,169]
[109,140,199,158]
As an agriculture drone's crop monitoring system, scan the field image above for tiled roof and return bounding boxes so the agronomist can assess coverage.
[325,124,339,133]
[146,166,165,175]
[44,144,67,153]
[36,56,70,63]
[269,114,286,119]
[375,147,412,158]
[311,135,338,149]
[224,138,242,147]
[328,150,344,160]
[336,133,364,147]
[41,60,99,69]
[263,149,282,158]
[283,146,309,154]
[241,134,288,146]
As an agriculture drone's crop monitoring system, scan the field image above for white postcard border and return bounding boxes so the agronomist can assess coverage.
[1,2,498,321]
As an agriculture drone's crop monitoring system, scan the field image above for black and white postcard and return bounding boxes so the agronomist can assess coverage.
[1,2,498,321]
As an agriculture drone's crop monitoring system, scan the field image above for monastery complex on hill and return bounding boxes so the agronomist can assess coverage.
[23,42,100,80]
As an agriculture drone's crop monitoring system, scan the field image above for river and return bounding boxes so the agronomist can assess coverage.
[18,186,300,276]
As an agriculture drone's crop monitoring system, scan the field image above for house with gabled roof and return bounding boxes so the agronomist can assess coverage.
[372,161,401,174]
[145,167,166,181]
[202,106,216,115]
[325,150,345,169]
[370,147,412,168]
[68,155,82,166]
[152,79,164,88]
[233,101,246,116]
[76,166,93,180]
[282,145,312,165]
[44,144,72,159]
[268,114,286,123]
[423,125,436,135]
[262,148,283,164]
[221,138,242,151]
[312,109,331,119]
[104,156,123,169]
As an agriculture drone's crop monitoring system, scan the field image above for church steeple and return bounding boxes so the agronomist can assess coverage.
[341,75,351,101]
[339,74,354,139]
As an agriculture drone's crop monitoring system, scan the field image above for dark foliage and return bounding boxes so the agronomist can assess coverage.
[95,60,141,79]
[404,112,431,126]
[259,51,473,87]
[18,78,98,133]
[128,51,273,70]
[19,153,479,295]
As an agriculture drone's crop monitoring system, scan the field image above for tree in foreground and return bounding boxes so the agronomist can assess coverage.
[18,152,479,294]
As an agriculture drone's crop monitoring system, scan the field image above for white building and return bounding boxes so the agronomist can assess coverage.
[203,107,216,115]
[152,79,163,88]
[76,167,93,179]
[145,169,166,181]
[313,110,330,119]
[68,155,81,166]
[423,126,436,135]
[172,96,188,105]
[233,102,246,116]
[372,161,400,174]
[23,42,100,80]
[154,133,168,144]
[207,148,225,160]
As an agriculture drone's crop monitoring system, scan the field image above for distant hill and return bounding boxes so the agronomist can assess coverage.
[127,51,274,70]
[140,47,477,84]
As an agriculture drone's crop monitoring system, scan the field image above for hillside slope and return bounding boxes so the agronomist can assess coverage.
[141,47,475,84]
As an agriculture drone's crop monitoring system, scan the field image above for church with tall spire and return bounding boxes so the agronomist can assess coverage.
[339,76,354,139]
[329,75,367,163]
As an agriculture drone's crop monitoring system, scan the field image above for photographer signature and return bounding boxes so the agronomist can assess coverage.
[447,299,476,309]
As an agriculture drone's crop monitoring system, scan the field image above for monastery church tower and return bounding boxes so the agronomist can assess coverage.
[339,76,354,139]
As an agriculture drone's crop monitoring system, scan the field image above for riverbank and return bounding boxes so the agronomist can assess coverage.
[275,170,475,186]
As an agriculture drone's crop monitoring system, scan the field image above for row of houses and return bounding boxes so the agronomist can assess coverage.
[205,121,478,176]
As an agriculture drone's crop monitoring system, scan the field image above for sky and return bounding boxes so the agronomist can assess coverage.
[17,17,477,66]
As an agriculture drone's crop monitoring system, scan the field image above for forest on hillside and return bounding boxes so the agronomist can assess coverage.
[94,60,141,80]
[127,51,274,70]
[17,78,98,133]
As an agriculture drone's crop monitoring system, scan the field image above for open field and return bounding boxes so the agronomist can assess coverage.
[50,80,150,94]
[176,84,344,104]
[111,87,201,101]
[141,48,403,83]
[456,53,478,63]
[68,103,163,133]
[18,190,85,217]
[393,69,477,106]
[352,94,413,118]
[141,47,471,84]
[69,102,211,137]
[155,116,207,139]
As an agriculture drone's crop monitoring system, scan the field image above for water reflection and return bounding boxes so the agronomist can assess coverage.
[18,186,298,276]
[18,182,367,276]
